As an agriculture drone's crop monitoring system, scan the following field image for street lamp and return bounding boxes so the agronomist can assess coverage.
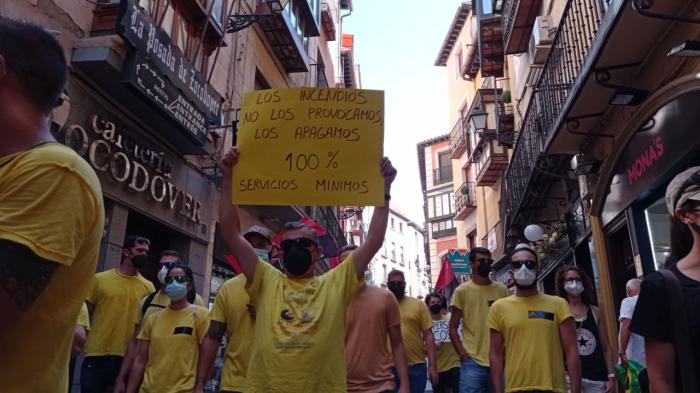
[227,0,289,33]
[469,108,489,133]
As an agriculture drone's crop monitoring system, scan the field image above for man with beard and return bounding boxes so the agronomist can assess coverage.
[81,236,155,393]
[449,247,510,393]
[387,269,439,393]
[488,245,581,393]
[342,244,410,393]
[218,147,397,393]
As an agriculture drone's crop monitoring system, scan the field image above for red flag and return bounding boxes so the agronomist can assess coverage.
[435,254,457,290]
[224,254,243,274]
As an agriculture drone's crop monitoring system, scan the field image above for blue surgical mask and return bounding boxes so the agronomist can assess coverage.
[255,248,270,262]
[165,281,188,301]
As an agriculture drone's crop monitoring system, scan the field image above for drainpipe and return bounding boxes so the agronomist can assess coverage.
[338,2,353,86]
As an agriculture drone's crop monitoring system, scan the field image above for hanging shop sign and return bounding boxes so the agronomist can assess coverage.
[602,91,700,225]
[116,0,223,145]
[447,248,470,279]
[60,114,203,225]
[233,87,385,206]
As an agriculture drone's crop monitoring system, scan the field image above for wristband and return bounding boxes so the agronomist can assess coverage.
[384,193,391,201]
[608,373,615,379]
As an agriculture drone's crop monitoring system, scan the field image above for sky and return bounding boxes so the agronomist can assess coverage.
[344,0,462,225]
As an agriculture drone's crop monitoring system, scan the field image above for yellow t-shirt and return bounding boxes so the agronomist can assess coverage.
[245,256,362,393]
[85,268,155,356]
[77,302,91,331]
[137,305,210,393]
[135,291,205,325]
[451,280,510,366]
[0,143,104,393]
[210,274,254,391]
[397,296,433,365]
[488,292,573,393]
[434,313,460,372]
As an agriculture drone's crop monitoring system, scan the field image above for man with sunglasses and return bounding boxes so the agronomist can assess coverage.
[217,146,396,393]
[81,236,156,393]
[449,247,510,393]
[488,245,581,393]
[114,250,205,393]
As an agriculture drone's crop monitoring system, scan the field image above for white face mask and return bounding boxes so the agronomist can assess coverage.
[157,265,171,284]
[564,280,584,296]
[513,265,537,286]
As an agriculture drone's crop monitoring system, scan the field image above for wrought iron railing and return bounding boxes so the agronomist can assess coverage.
[501,0,519,50]
[538,214,574,277]
[504,0,604,223]
[454,182,477,214]
[449,117,468,159]
[433,167,453,186]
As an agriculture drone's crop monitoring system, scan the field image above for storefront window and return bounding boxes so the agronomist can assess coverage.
[644,197,670,270]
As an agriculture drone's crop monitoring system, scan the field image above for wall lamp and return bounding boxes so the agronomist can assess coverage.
[469,108,489,133]
[227,0,288,33]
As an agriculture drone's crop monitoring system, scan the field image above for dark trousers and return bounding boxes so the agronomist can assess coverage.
[68,358,77,393]
[80,355,123,393]
[434,367,460,393]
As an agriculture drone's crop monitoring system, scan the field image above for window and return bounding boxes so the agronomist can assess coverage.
[399,222,403,233]
[391,218,395,230]
[468,231,477,250]
[437,151,452,183]
[400,246,404,264]
[391,242,396,261]
[382,241,387,257]
[383,264,387,281]
[431,192,455,218]
[211,0,224,25]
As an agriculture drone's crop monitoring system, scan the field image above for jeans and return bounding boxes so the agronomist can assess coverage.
[68,358,76,393]
[80,355,123,393]
[459,358,492,393]
[394,363,428,393]
[434,366,460,393]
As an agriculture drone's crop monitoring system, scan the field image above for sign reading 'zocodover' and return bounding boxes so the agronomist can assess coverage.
[233,88,385,206]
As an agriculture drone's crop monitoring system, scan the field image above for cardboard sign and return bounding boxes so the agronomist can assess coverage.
[432,319,463,344]
[233,88,385,206]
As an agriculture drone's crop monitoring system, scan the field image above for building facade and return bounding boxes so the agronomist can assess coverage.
[417,135,458,287]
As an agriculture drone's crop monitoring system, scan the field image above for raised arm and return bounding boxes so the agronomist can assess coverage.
[219,147,259,281]
[449,307,469,360]
[351,158,397,279]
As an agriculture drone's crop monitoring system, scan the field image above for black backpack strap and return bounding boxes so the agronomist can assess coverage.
[140,291,160,321]
[660,269,698,392]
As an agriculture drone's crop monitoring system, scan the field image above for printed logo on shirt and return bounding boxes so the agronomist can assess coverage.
[528,311,555,321]
[173,326,193,335]
[576,328,597,356]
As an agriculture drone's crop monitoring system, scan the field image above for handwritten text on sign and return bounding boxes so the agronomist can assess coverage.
[233,88,385,206]
[432,319,463,344]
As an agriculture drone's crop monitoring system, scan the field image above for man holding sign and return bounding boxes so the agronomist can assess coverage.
[218,145,396,393]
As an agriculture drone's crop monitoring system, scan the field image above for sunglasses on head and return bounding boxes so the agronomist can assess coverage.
[165,275,189,284]
[280,237,318,251]
[510,260,537,270]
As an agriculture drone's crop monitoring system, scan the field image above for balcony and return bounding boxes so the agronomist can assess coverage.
[501,0,542,54]
[453,182,477,220]
[479,14,505,78]
[257,3,311,73]
[433,167,453,186]
[432,227,457,239]
[472,131,509,186]
[449,117,469,159]
[503,0,605,230]
[320,1,336,41]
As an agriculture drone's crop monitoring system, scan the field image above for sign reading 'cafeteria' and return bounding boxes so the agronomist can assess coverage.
[116,0,223,139]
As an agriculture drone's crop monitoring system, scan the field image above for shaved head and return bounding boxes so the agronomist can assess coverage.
[626,278,641,296]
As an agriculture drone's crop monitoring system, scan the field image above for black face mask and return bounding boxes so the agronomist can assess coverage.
[131,254,148,269]
[387,281,406,299]
[282,242,314,276]
[429,303,443,314]
[477,261,492,278]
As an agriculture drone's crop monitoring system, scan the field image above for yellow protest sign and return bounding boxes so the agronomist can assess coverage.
[232,87,385,206]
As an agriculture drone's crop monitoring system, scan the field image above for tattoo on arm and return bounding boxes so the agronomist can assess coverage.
[206,320,227,341]
[0,239,59,311]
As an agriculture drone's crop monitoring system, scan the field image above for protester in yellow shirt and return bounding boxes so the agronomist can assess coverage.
[126,263,209,393]
[449,247,510,393]
[0,17,105,393]
[194,225,274,393]
[387,269,438,393]
[217,147,397,393]
[426,292,460,393]
[114,250,205,393]
[82,236,155,392]
[488,245,581,393]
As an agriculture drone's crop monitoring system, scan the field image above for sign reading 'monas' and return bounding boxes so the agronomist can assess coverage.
[116,0,223,135]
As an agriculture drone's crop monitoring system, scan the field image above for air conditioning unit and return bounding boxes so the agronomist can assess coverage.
[528,16,554,66]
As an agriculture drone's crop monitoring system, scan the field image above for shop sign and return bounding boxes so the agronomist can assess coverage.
[116,0,223,141]
[447,248,470,278]
[61,114,203,224]
[124,54,208,144]
[603,91,700,225]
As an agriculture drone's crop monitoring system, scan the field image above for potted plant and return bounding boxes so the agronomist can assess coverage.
[501,90,512,104]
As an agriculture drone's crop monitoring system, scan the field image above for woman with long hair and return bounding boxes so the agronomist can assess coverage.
[126,263,209,393]
[555,265,615,393]
[631,167,700,392]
